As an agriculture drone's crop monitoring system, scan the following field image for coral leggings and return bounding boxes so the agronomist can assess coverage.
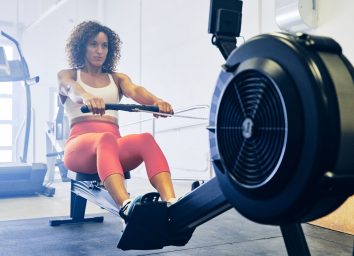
[63,121,170,182]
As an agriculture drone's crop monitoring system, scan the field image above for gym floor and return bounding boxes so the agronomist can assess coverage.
[0,175,353,256]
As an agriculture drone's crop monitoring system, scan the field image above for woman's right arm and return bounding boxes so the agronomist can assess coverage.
[57,69,105,115]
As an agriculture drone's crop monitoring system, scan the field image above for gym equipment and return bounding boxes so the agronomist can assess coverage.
[54,32,351,256]
[81,103,208,120]
[0,31,51,197]
[209,31,354,255]
[80,103,159,113]
[52,64,353,251]
[52,2,353,254]
[49,170,131,226]
[208,0,354,254]
[0,46,10,76]
[209,31,354,225]
[45,99,70,184]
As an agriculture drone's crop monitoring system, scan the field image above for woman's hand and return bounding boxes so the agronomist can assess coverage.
[154,99,174,118]
[82,93,106,116]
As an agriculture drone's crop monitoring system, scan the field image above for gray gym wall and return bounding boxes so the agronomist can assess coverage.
[2,0,353,180]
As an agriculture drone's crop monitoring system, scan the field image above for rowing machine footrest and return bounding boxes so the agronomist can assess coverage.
[117,192,195,250]
[118,196,168,250]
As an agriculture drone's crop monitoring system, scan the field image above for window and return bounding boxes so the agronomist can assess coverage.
[0,150,12,162]
[0,82,12,95]
[0,97,12,120]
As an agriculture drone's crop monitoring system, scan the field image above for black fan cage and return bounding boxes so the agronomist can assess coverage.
[216,70,288,188]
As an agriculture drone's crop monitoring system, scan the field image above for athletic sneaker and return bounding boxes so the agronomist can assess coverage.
[167,197,180,207]
[119,195,143,223]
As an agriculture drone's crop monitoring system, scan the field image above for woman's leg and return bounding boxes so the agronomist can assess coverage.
[103,173,129,206]
[117,133,176,201]
[64,132,129,206]
[149,172,176,201]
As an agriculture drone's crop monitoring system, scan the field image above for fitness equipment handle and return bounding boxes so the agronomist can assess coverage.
[1,30,34,81]
[1,31,19,47]
[81,103,160,113]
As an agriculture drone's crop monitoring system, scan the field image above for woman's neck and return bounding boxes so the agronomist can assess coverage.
[82,64,103,75]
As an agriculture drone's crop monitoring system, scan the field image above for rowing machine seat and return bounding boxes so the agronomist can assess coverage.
[49,170,131,226]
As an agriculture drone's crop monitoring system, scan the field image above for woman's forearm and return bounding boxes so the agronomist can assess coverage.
[130,86,162,105]
[60,79,90,104]
[68,83,91,104]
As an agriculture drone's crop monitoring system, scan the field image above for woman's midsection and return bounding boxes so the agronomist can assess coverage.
[68,120,121,139]
[70,115,118,126]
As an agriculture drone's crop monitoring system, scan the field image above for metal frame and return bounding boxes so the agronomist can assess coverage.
[49,170,130,226]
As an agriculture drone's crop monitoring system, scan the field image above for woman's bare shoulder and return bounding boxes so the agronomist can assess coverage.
[111,72,131,86]
[58,68,77,79]
[111,72,130,80]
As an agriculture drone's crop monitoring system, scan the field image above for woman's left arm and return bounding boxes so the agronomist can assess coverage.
[115,72,173,114]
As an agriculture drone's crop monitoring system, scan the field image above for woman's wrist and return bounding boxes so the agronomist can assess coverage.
[81,92,93,102]
[154,98,164,105]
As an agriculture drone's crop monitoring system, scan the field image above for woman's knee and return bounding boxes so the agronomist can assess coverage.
[139,132,156,144]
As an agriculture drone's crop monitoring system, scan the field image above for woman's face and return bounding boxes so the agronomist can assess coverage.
[85,32,109,68]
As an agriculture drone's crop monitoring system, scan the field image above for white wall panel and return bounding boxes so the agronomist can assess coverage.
[315,0,354,63]
[139,0,220,179]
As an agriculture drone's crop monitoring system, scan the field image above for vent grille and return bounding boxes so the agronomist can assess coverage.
[216,71,288,188]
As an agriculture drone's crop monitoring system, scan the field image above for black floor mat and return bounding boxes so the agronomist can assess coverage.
[0,210,352,256]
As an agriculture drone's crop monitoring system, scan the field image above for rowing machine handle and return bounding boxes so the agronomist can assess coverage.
[80,103,160,113]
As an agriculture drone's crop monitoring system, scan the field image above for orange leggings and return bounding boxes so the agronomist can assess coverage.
[63,121,170,182]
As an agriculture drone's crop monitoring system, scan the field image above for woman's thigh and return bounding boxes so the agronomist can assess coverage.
[64,133,104,173]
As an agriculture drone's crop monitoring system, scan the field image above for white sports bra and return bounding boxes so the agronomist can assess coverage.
[64,69,121,122]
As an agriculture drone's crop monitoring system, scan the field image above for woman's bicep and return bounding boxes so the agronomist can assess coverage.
[116,73,137,98]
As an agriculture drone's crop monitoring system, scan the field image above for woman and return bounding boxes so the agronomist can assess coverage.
[58,21,177,222]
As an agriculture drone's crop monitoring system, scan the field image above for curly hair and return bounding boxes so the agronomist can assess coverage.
[65,21,122,73]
